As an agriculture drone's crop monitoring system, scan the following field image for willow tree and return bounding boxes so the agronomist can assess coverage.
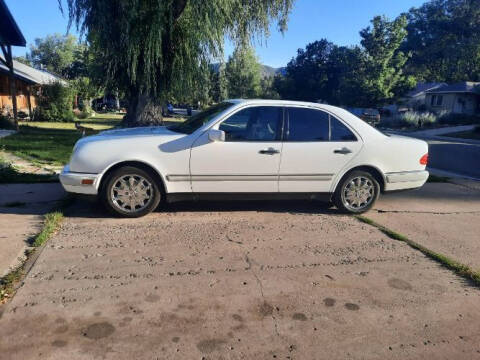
[60,0,295,126]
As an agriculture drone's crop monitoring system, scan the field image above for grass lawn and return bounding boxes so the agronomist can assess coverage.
[0,113,123,166]
[442,129,480,140]
[0,113,183,166]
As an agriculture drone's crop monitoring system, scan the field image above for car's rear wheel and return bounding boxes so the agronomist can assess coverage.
[333,170,379,214]
[102,166,161,217]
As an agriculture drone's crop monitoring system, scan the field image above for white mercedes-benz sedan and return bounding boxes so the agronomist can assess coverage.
[60,99,429,217]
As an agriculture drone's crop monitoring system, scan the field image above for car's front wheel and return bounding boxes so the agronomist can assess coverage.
[102,166,161,217]
[333,170,380,214]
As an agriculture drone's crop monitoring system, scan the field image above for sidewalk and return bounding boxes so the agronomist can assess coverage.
[411,125,476,137]
[373,179,480,270]
[0,183,65,277]
[0,130,16,139]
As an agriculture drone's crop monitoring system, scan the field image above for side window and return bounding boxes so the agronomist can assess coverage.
[287,108,329,141]
[330,116,357,141]
[219,106,281,141]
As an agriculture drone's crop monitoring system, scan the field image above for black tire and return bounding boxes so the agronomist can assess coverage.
[101,166,162,218]
[333,170,380,214]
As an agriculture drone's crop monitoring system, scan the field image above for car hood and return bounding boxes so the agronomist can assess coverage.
[72,126,184,153]
[98,126,178,138]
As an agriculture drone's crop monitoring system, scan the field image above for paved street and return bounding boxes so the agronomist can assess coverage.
[1,182,480,359]
[389,127,480,179]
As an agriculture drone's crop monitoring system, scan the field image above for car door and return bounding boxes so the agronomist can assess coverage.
[189,106,284,193]
[279,107,362,193]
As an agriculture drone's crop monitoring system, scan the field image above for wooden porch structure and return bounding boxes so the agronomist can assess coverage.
[0,0,26,130]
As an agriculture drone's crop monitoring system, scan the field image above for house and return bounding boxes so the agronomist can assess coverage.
[404,82,446,110]
[0,58,65,117]
[425,82,480,115]
[0,0,65,120]
[381,82,445,116]
[0,0,25,124]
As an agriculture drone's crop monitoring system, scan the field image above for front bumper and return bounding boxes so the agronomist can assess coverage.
[59,165,99,195]
[384,170,429,191]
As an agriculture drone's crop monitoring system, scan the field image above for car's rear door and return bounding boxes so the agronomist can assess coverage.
[189,106,284,193]
[279,107,362,193]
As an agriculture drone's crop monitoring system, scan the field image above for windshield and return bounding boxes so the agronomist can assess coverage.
[168,102,234,134]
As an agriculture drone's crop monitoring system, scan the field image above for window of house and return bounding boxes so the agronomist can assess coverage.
[430,95,436,106]
[436,95,443,106]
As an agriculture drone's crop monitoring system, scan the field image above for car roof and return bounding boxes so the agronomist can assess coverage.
[226,99,353,114]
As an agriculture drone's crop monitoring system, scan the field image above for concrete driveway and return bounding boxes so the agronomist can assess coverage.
[1,181,480,359]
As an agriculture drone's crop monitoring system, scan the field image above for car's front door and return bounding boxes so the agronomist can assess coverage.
[190,106,284,193]
[279,107,363,193]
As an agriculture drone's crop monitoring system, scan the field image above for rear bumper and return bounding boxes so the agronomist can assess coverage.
[59,165,99,195]
[384,170,429,191]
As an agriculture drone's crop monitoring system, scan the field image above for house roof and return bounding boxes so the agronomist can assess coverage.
[427,82,480,94]
[0,57,66,85]
[406,82,446,97]
[0,0,26,47]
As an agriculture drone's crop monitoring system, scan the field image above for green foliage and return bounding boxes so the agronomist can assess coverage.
[27,34,86,79]
[209,62,229,103]
[403,0,480,82]
[226,45,262,98]
[61,0,295,124]
[260,76,280,99]
[34,82,75,122]
[274,16,414,107]
[71,76,101,112]
[398,111,437,127]
[0,114,15,130]
[13,56,31,66]
[358,15,416,107]
[32,212,64,247]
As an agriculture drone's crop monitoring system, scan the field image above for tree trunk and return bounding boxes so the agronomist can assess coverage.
[123,93,164,127]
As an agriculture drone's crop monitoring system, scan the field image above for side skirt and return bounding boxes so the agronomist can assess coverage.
[166,192,333,203]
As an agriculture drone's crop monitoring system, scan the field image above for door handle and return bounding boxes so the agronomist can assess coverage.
[334,147,352,155]
[259,147,280,155]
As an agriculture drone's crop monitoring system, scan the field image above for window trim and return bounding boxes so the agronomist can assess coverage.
[218,105,284,143]
[283,106,358,143]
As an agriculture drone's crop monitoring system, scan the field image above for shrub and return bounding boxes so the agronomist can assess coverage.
[396,111,437,128]
[0,114,15,130]
[34,82,75,122]
[74,107,92,120]
[438,112,480,126]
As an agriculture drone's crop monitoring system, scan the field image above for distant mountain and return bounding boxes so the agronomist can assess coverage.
[211,63,284,78]
[261,65,285,77]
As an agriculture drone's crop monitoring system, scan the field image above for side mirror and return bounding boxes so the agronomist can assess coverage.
[208,129,225,142]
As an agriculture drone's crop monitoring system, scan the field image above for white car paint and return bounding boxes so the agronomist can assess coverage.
[60,99,429,198]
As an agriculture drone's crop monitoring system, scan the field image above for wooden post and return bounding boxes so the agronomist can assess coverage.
[26,85,33,120]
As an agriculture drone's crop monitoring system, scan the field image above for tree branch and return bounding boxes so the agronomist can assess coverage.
[173,0,188,20]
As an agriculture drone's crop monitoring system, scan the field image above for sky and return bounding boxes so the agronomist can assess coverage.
[6,0,426,68]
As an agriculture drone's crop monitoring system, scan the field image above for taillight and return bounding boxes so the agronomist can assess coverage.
[420,153,428,165]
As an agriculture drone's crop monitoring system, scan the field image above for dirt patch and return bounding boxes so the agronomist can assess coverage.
[388,278,413,291]
[197,338,226,353]
[82,322,115,340]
